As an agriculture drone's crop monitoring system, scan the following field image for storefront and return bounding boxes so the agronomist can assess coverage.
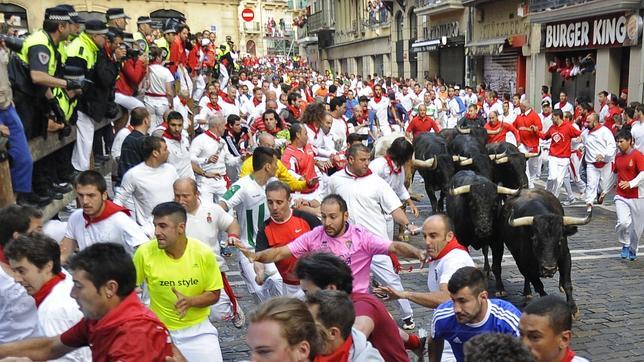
[412,15,466,85]
[465,0,529,96]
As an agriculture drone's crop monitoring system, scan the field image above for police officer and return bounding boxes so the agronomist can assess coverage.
[57,5,84,62]
[154,19,177,62]
[134,16,153,56]
[106,8,130,31]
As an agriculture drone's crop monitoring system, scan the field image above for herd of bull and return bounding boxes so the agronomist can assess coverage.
[376,125,593,319]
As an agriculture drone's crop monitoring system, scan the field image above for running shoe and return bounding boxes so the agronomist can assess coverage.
[621,245,630,259]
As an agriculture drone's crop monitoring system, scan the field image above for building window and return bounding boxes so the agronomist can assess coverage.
[395,11,403,41]
[0,4,28,32]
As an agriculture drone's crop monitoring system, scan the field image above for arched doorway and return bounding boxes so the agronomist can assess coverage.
[0,4,28,33]
[246,40,256,57]
[408,8,418,80]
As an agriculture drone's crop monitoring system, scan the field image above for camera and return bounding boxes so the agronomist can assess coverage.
[0,34,24,53]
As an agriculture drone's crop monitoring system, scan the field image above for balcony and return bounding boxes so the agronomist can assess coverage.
[308,11,335,33]
[528,0,640,23]
[415,0,465,16]
[287,0,308,10]
[243,21,261,34]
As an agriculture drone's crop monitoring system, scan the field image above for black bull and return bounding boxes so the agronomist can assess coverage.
[496,189,591,319]
[412,133,455,212]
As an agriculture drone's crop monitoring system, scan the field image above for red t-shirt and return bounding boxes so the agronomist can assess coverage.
[282,144,319,194]
[256,210,321,284]
[406,115,440,138]
[613,149,644,199]
[351,293,408,362]
[538,121,581,158]
[60,292,173,362]
[485,121,521,144]
[515,109,543,152]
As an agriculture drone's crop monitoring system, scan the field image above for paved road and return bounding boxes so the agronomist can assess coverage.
[216,176,643,361]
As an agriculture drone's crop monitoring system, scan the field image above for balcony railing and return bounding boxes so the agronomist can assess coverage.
[308,11,334,32]
[243,22,261,33]
[416,0,463,8]
[528,0,594,13]
[287,0,307,10]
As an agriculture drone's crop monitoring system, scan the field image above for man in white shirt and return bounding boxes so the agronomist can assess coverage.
[597,90,609,122]
[554,91,574,114]
[463,86,478,107]
[537,101,554,180]
[0,265,39,343]
[633,105,644,153]
[368,84,391,136]
[484,90,504,120]
[6,233,91,362]
[329,98,348,151]
[376,214,475,361]
[219,147,284,302]
[398,85,414,114]
[143,47,175,132]
[173,178,246,328]
[446,87,464,129]
[114,136,179,231]
[582,113,617,206]
[241,88,266,126]
[218,86,242,119]
[161,111,195,179]
[191,114,242,203]
[60,171,148,265]
[324,143,418,330]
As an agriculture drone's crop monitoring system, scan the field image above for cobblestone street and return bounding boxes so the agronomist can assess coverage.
[216,176,644,361]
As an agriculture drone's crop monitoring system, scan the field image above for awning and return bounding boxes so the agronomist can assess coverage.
[411,39,440,53]
[465,37,507,56]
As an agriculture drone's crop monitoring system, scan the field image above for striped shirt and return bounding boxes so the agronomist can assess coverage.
[221,175,272,248]
[431,298,521,362]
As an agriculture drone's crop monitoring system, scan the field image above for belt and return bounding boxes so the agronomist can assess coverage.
[145,92,167,97]
[592,161,607,168]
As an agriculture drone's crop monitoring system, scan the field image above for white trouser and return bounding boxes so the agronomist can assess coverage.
[533,147,549,180]
[371,254,413,320]
[197,176,229,204]
[209,286,234,323]
[527,156,540,186]
[114,92,145,111]
[238,251,284,303]
[615,195,644,252]
[283,283,305,300]
[584,162,615,204]
[546,156,570,197]
[144,96,170,133]
[72,111,95,171]
[218,65,229,90]
[385,214,394,240]
[170,319,222,362]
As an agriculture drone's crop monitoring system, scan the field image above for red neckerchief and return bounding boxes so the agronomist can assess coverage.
[207,102,222,111]
[178,97,187,106]
[220,95,235,104]
[589,124,603,133]
[466,113,478,120]
[313,335,353,362]
[127,125,134,132]
[306,122,319,135]
[205,130,222,142]
[542,94,550,100]
[162,129,181,142]
[345,167,373,179]
[431,237,469,261]
[288,104,301,119]
[253,97,262,106]
[560,348,576,362]
[373,96,382,103]
[84,200,131,228]
[559,101,567,109]
[384,155,402,174]
[0,246,6,264]
[33,272,66,307]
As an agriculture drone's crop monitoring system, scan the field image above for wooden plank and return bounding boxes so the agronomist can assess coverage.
[28,118,112,162]
[0,160,15,207]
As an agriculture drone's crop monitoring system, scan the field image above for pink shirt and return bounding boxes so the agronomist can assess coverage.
[288,224,392,293]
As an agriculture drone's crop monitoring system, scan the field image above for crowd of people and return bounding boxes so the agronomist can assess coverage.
[0,3,642,362]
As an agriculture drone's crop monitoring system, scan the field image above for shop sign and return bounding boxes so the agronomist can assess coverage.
[543,13,642,50]
[428,21,459,39]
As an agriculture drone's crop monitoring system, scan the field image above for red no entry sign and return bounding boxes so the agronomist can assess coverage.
[242,8,254,22]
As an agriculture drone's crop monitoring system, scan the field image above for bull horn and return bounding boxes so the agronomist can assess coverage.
[524,148,542,159]
[488,152,507,160]
[452,155,468,162]
[562,209,592,226]
[495,156,510,164]
[486,127,502,135]
[509,216,534,227]
[496,186,520,196]
[413,156,436,169]
[449,185,471,196]
[456,125,471,134]
[459,158,473,166]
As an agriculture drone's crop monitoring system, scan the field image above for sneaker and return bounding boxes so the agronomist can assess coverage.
[621,246,630,259]
[402,317,416,330]
[232,305,246,329]
[563,198,576,206]
[628,249,637,261]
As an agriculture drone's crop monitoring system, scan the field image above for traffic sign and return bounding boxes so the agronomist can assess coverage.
[241,8,254,22]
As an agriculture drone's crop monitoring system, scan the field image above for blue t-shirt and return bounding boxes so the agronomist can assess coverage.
[431,298,521,362]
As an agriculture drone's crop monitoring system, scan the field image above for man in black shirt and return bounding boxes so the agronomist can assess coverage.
[117,107,150,184]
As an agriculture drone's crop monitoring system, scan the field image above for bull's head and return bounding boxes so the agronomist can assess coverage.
[413,154,438,170]
[509,208,591,277]
[450,183,519,238]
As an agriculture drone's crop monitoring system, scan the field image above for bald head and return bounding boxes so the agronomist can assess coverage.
[257,132,276,148]
[173,177,198,194]
[173,178,199,212]
[265,90,277,101]
[423,214,453,235]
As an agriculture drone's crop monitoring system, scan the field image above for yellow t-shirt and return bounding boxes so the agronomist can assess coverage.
[239,157,308,191]
[133,237,223,331]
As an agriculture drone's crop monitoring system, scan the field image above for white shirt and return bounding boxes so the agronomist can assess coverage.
[330,117,348,151]
[65,208,148,254]
[554,101,574,114]
[324,170,401,239]
[144,64,174,103]
[368,97,390,130]
[186,200,234,272]
[111,127,131,160]
[631,120,644,153]
[0,267,39,343]
[485,100,504,118]
[38,274,91,362]
[163,136,195,179]
[599,103,609,123]
[398,92,414,112]
[581,126,617,163]
[241,99,266,125]
[217,97,242,119]
[172,97,193,132]
[220,175,272,248]
[540,113,553,149]
[115,163,178,229]
[369,157,410,202]
[190,132,241,177]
